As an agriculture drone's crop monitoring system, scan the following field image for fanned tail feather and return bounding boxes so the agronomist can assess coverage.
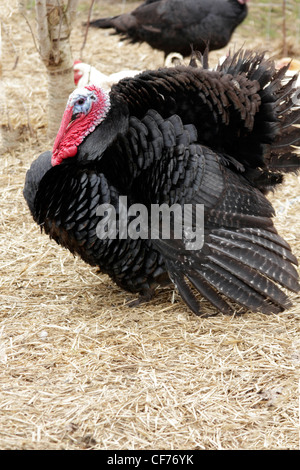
[159,221,299,316]
[217,50,300,185]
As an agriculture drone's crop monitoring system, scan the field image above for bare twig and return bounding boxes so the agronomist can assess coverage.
[20,13,40,56]
[80,0,95,60]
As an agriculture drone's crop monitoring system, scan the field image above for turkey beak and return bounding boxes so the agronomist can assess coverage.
[70,111,81,122]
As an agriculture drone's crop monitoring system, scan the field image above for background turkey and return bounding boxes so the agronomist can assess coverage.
[73,53,184,90]
[73,59,141,91]
[88,0,249,58]
[24,50,300,317]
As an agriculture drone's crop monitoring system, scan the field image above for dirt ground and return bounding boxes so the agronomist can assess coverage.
[0,0,300,450]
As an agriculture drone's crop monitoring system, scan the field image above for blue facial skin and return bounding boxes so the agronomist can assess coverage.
[71,91,97,121]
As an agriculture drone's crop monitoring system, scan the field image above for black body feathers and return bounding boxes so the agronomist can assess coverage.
[24,50,300,316]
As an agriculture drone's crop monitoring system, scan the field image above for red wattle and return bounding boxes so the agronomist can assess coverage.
[52,106,74,156]
[74,70,83,85]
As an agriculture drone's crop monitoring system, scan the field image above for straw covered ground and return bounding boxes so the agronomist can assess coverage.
[0,0,300,450]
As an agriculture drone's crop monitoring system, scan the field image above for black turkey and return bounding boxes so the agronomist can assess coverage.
[24,50,300,316]
[88,0,249,58]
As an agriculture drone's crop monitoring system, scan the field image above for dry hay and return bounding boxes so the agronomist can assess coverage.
[0,0,299,450]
